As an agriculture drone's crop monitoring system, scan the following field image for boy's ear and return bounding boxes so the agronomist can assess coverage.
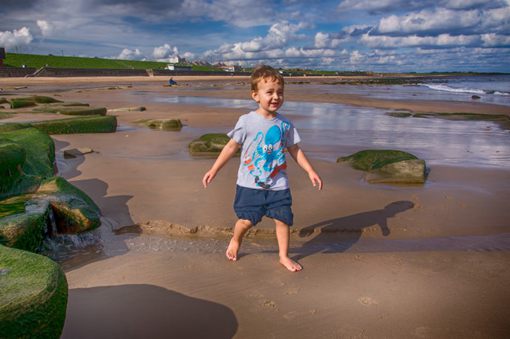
[251,90,259,102]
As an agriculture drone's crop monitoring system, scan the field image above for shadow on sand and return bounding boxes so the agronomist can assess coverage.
[293,200,414,260]
[62,284,238,339]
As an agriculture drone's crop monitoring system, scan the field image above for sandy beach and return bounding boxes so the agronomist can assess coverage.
[2,76,510,338]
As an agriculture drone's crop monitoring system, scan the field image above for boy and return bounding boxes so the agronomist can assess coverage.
[202,65,323,272]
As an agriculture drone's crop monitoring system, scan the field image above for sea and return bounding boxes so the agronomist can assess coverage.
[151,74,510,169]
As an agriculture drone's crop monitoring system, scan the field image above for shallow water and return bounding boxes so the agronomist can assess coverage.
[153,96,510,169]
[302,75,510,107]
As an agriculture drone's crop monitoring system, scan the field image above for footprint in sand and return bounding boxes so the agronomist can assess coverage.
[285,287,300,295]
[263,300,277,310]
[358,296,378,306]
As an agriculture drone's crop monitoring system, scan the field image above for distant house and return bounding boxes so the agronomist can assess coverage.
[168,56,186,64]
[218,65,241,73]
[165,64,193,71]
[0,47,5,66]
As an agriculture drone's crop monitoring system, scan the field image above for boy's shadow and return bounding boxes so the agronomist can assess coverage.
[293,200,414,260]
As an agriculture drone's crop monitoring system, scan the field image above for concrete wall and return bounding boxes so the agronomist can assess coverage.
[152,69,251,77]
[0,66,252,78]
[35,67,149,77]
[0,67,36,77]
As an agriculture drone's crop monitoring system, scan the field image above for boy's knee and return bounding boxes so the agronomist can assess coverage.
[238,219,253,228]
[274,219,290,228]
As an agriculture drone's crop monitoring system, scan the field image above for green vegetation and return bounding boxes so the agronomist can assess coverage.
[0,245,68,339]
[4,53,168,70]
[189,133,231,155]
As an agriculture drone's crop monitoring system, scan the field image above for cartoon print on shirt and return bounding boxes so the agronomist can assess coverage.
[243,122,290,189]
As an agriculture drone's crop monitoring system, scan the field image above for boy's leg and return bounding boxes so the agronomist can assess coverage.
[274,219,302,272]
[226,219,253,261]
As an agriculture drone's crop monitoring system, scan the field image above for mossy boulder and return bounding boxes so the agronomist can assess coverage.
[33,106,107,116]
[189,133,230,155]
[338,149,427,184]
[139,119,183,131]
[36,177,101,234]
[0,112,12,120]
[0,128,55,199]
[31,115,117,134]
[0,197,50,252]
[0,245,68,339]
[0,176,101,251]
[9,96,62,109]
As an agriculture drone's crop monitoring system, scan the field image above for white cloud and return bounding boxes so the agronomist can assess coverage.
[117,48,144,60]
[361,33,481,48]
[349,50,364,64]
[315,32,329,48]
[377,8,481,34]
[203,21,307,61]
[0,27,33,49]
[153,43,179,59]
[338,0,409,12]
[481,33,510,47]
[37,20,56,36]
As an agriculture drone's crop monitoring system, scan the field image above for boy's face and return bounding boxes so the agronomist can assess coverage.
[251,77,284,115]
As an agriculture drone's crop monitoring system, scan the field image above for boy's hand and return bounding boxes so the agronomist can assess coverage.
[308,171,323,190]
[202,169,217,188]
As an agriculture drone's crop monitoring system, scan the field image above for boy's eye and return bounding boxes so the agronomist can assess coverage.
[263,145,268,152]
[268,145,273,151]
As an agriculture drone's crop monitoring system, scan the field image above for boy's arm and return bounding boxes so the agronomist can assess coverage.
[202,139,241,188]
[287,144,323,190]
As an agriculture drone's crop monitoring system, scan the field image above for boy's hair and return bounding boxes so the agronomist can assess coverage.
[251,65,284,91]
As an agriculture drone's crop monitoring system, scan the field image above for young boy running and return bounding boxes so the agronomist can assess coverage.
[202,65,323,272]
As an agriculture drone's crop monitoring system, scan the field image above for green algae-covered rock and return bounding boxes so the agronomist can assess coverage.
[0,176,101,250]
[36,177,101,233]
[337,149,418,171]
[0,115,117,135]
[0,197,49,252]
[0,112,12,120]
[0,245,68,339]
[139,119,183,131]
[189,133,230,155]
[31,115,117,134]
[9,96,62,109]
[33,106,107,116]
[0,128,55,199]
[0,123,28,133]
[338,149,426,184]
[366,159,426,184]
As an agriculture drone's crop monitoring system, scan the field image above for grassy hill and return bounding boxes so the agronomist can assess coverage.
[3,53,170,70]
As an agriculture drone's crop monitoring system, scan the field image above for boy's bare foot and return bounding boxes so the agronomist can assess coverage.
[279,256,302,272]
[226,239,240,261]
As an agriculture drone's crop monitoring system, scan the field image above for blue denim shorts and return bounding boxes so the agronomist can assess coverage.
[233,185,293,226]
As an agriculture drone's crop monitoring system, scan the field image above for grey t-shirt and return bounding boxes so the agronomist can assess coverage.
[227,111,301,190]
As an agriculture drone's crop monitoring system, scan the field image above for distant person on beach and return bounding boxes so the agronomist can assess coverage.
[168,77,177,86]
[202,65,323,272]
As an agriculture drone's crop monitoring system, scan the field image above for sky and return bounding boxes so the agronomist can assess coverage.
[1,0,509,72]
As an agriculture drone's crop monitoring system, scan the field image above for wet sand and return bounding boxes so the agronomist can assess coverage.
[2,76,510,338]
